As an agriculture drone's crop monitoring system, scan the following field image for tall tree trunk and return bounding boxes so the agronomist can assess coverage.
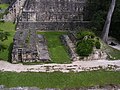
[101,0,116,43]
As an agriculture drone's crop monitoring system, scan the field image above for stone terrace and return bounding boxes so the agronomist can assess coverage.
[12,29,51,63]
[18,0,89,30]
[12,0,89,63]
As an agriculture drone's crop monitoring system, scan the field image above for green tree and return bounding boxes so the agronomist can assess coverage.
[85,0,120,42]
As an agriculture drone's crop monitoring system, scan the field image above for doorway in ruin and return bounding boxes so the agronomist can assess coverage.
[18,49,22,61]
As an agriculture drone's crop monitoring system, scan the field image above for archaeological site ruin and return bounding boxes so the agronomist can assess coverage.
[11,0,89,63]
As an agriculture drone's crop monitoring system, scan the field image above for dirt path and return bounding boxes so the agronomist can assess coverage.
[0,60,120,72]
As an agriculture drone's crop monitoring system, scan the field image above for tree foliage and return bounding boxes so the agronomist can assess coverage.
[85,0,120,41]
[110,0,120,41]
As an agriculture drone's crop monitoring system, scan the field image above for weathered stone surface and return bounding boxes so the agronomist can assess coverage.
[17,0,90,30]
[9,87,40,90]
[0,85,120,90]
[12,29,51,63]
[0,85,5,89]
[3,0,26,21]
[82,49,108,61]
[20,0,86,22]
[61,34,79,61]
[17,21,90,31]
[12,0,90,63]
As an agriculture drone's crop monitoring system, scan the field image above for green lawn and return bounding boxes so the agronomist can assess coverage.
[107,45,120,60]
[38,32,71,64]
[0,4,9,18]
[0,22,15,61]
[0,4,9,9]
[0,71,120,89]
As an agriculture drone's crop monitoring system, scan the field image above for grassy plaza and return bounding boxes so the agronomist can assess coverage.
[38,32,71,64]
[0,71,120,89]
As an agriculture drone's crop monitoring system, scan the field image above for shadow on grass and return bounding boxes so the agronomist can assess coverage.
[8,43,13,63]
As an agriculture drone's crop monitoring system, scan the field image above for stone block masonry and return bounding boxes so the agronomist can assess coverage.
[61,34,79,61]
[20,0,87,22]
[12,0,90,63]
[12,29,51,63]
[17,21,90,31]
[17,0,89,30]
[3,0,26,22]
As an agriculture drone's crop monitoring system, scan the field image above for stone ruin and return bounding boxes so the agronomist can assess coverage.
[61,33,79,61]
[18,0,89,30]
[61,32,108,61]
[12,29,51,63]
[3,0,26,21]
[12,0,90,63]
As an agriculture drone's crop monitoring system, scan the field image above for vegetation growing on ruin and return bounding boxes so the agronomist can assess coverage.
[0,71,120,89]
[75,29,120,59]
[76,30,101,56]
[85,0,120,41]
[82,0,120,59]
[0,22,15,60]
[38,32,71,64]
[25,31,30,44]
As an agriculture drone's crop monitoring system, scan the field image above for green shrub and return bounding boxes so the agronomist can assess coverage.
[76,40,94,56]
[0,43,7,51]
[77,30,95,40]
[76,30,101,57]
[95,40,101,49]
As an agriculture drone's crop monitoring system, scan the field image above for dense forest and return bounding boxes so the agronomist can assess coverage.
[84,0,120,41]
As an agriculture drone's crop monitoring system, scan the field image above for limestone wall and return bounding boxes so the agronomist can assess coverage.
[12,29,51,63]
[20,0,87,22]
[17,0,90,30]
[3,0,26,22]
[17,21,91,31]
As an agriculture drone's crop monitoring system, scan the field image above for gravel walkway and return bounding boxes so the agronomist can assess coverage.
[0,60,120,72]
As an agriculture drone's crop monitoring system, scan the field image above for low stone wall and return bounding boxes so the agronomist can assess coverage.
[25,64,120,72]
[12,29,51,63]
[60,35,79,61]
[0,85,40,90]
[17,21,91,31]
[0,85,120,90]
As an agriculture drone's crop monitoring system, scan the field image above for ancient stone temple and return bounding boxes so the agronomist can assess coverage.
[12,0,88,63]
[18,0,88,30]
